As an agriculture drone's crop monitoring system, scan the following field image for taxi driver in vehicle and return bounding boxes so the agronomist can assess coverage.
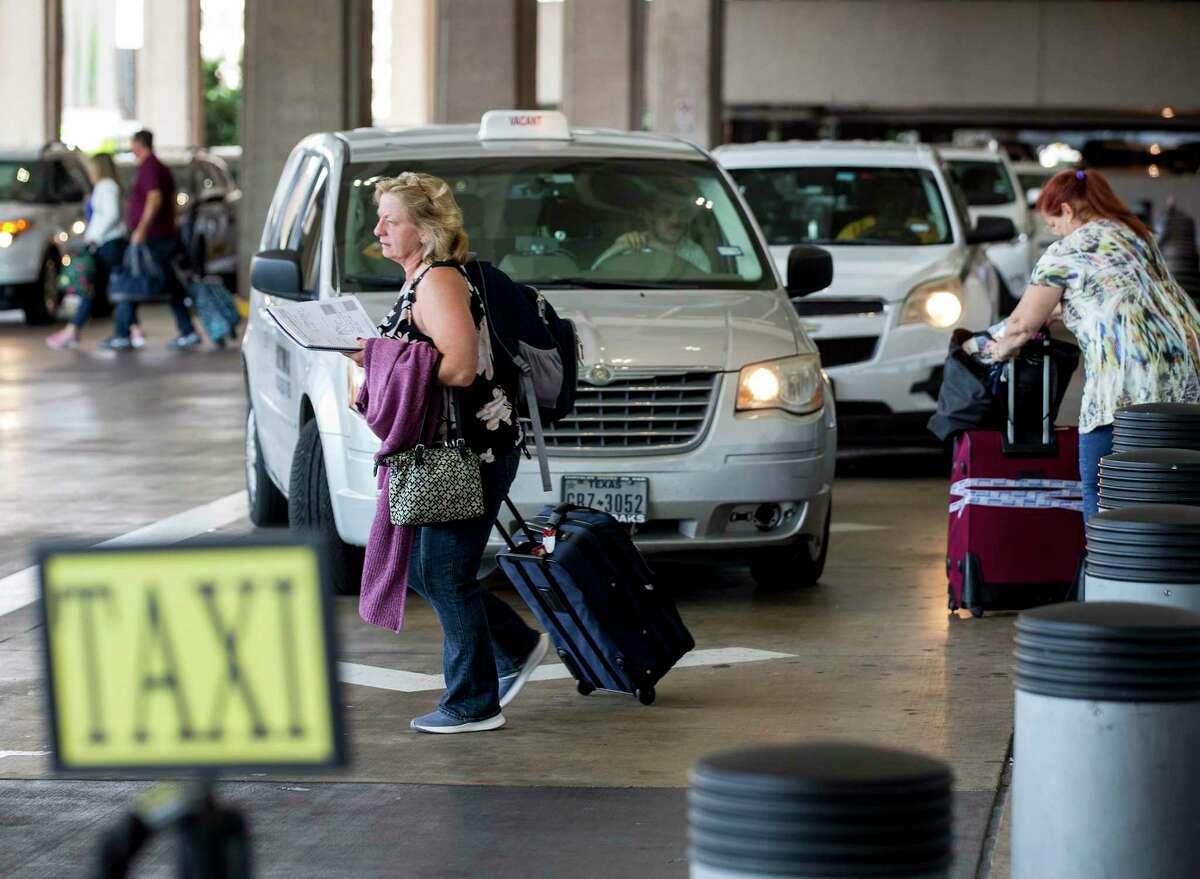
[836,174,941,245]
[593,181,712,274]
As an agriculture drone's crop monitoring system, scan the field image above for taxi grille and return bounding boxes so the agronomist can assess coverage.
[525,371,719,454]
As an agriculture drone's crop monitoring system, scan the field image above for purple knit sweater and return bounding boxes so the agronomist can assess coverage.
[355,337,441,632]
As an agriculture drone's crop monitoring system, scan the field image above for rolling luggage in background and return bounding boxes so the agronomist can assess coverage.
[190,276,241,346]
[496,500,694,704]
[946,335,1085,617]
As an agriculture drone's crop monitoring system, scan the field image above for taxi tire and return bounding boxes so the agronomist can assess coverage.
[749,500,831,590]
[246,407,288,527]
[22,253,60,326]
[289,419,364,596]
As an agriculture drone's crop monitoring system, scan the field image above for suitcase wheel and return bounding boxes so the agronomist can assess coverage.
[635,687,656,706]
[576,681,595,697]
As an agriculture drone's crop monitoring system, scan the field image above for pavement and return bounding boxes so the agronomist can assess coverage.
[0,304,1023,878]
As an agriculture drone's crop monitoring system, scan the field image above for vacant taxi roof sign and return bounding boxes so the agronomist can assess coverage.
[38,537,345,772]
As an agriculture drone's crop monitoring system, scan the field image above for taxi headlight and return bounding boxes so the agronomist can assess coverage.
[736,354,823,415]
[900,276,964,329]
[0,218,32,248]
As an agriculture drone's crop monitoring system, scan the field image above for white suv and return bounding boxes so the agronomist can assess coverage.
[939,145,1036,308]
[242,111,838,594]
[715,140,1014,451]
[0,144,92,324]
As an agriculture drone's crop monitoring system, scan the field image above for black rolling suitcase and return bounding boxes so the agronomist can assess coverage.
[495,501,694,705]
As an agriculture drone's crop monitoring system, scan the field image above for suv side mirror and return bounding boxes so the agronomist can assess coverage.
[786,245,834,297]
[251,249,307,299]
[967,216,1018,245]
[1025,187,1041,209]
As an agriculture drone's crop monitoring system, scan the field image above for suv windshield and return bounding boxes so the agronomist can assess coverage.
[336,157,770,290]
[0,160,49,204]
[730,166,952,246]
[946,160,1016,207]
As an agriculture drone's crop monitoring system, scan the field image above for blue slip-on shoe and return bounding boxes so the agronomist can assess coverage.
[410,709,506,735]
[498,632,551,709]
[98,336,132,351]
[167,332,202,350]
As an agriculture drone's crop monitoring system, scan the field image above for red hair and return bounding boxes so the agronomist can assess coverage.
[1036,169,1152,242]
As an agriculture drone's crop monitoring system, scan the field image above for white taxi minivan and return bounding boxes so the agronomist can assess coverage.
[243,111,838,594]
[714,140,1016,450]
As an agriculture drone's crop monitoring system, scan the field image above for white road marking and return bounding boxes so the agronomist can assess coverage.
[0,751,50,759]
[338,646,795,693]
[829,522,890,534]
[0,491,249,619]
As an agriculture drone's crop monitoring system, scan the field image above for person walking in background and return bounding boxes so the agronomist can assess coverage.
[100,129,200,350]
[46,153,131,350]
[987,169,1200,522]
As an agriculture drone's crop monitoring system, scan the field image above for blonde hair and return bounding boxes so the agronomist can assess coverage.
[90,152,122,192]
[374,172,470,263]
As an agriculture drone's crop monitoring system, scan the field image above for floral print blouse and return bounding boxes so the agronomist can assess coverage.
[1031,219,1200,433]
[378,262,523,463]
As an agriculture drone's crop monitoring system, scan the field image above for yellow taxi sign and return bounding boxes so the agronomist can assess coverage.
[38,537,345,772]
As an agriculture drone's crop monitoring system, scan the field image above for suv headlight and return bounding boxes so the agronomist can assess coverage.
[900,276,963,328]
[0,219,32,249]
[736,354,823,415]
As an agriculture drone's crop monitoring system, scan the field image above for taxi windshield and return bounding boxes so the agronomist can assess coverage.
[946,159,1017,207]
[335,157,771,290]
[0,161,49,204]
[729,166,953,247]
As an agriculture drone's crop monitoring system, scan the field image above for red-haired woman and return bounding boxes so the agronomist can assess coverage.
[987,169,1200,522]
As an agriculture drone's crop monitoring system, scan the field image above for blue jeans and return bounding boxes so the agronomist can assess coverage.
[71,239,126,329]
[1079,425,1114,524]
[406,453,540,721]
[113,236,195,338]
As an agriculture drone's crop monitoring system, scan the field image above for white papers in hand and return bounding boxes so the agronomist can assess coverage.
[266,297,380,352]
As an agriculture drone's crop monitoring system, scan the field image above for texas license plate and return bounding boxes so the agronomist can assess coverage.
[561,476,649,524]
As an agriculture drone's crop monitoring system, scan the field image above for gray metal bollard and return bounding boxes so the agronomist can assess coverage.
[1097,448,1200,511]
[1112,403,1200,453]
[1013,602,1200,879]
[688,742,953,879]
[1084,504,1200,610]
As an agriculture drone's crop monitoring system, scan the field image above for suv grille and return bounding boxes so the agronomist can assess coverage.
[525,371,719,453]
[793,298,886,317]
[814,336,879,367]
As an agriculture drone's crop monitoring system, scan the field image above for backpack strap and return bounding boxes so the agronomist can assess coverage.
[470,260,555,493]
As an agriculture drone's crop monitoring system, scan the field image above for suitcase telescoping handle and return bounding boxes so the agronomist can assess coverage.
[1003,331,1055,457]
[495,496,543,552]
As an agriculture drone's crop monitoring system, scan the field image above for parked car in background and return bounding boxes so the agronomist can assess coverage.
[0,142,92,324]
[116,147,241,288]
[939,145,1036,309]
[242,111,839,594]
[716,140,1014,451]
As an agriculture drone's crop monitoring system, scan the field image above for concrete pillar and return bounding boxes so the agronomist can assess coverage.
[433,0,537,124]
[136,0,201,148]
[646,0,723,148]
[239,0,373,284]
[0,0,63,147]
[383,0,434,127]
[561,0,640,130]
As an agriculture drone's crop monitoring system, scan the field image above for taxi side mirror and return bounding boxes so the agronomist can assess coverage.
[251,249,308,299]
[786,245,834,297]
[967,216,1018,245]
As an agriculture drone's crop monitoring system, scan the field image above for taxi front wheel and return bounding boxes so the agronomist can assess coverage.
[289,419,364,596]
[749,500,831,590]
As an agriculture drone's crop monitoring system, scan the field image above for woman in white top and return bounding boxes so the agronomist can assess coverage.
[47,153,137,349]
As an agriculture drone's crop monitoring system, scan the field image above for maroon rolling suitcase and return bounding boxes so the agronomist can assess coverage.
[946,336,1085,616]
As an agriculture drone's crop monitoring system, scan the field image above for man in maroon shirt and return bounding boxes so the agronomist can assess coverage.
[102,129,200,350]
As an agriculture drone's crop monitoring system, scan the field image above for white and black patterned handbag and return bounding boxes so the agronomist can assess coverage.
[375,391,485,526]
